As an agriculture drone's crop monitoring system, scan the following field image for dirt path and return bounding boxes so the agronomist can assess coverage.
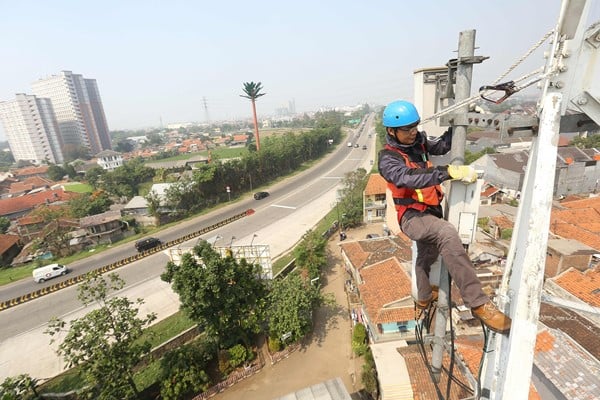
[212,225,380,399]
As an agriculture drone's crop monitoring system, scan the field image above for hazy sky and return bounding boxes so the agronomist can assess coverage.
[1,0,599,140]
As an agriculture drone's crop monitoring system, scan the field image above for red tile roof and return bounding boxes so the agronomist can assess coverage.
[340,236,413,270]
[481,185,501,198]
[0,234,20,254]
[359,258,413,324]
[397,344,472,400]
[9,176,53,194]
[0,189,74,217]
[11,165,49,177]
[553,266,600,307]
[550,198,600,250]
[491,215,514,229]
[454,335,541,399]
[364,174,387,196]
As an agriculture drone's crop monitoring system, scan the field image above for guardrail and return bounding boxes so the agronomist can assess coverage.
[0,209,255,312]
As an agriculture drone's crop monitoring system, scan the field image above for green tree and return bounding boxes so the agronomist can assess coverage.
[85,166,106,189]
[0,216,10,234]
[337,168,368,228]
[159,342,213,400]
[0,150,15,167]
[0,374,40,400]
[45,272,156,400]
[68,191,112,218]
[161,240,267,348]
[240,82,266,152]
[114,139,134,153]
[293,230,327,280]
[28,205,77,258]
[47,164,67,181]
[101,158,154,198]
[266,273,322,343]
[352,323,368,356]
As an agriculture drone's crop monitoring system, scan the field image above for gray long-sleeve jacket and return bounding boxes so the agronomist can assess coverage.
[378,130,453,190]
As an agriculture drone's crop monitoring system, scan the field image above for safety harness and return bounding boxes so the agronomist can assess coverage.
[382,144,444,223]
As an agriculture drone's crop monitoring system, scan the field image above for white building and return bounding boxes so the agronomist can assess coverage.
[95,150,123,171]
[32,71,112,156]
[0,93,64,164]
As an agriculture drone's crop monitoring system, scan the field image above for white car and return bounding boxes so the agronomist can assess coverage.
[32,263,69,283]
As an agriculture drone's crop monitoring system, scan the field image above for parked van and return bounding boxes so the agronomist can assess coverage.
[32,263,69,283]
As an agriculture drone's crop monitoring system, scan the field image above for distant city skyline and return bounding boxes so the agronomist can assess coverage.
[1,1,600,141]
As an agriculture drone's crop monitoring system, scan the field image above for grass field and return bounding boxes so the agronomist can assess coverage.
[62,182,93,193]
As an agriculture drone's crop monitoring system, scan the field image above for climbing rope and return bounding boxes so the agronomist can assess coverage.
[420,28,556,124]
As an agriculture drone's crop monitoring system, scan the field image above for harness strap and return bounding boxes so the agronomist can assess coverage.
[393,197,416,205]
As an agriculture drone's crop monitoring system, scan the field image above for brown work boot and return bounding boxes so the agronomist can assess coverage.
[471,301,512,334]
[415,285,439,309]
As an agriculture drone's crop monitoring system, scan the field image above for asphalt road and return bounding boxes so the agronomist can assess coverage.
[0,114,378,380]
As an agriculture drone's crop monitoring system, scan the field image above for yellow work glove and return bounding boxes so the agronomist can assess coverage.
[447,165,478,184]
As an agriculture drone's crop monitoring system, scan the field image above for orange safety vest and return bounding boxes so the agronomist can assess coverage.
[384,144,444,223]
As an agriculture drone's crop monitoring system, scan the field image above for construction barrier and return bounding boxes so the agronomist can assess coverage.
[0,209,255,312]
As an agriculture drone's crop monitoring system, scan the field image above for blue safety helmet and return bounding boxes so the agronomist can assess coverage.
[382,100,420,128]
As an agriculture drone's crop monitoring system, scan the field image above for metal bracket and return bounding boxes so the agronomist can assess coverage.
[570,90,600,127]
[584,24,600,48]
[441,112,538,138]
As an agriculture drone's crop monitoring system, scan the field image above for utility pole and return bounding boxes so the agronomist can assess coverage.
[430,29,477,381]
[480,1,590,398]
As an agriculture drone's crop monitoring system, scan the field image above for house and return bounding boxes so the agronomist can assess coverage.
[544,238,597,278]
[8,176,53,197]
[358,257,417,341]
[79,210,128,245]
[471,146,600,198]
[339,235,419,342]
[0,234,21,266]
[549,196,600,251]
[363,174,387,223]
[488,215,514,240]
[95,150,124,171]
[10,165,49,180]
[479,183,503,205]
[0,189,75,220]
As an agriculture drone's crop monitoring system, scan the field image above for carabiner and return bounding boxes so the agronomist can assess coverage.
[479,81,518,104]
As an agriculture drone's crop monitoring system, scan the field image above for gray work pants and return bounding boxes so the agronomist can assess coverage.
[400,209,489,309]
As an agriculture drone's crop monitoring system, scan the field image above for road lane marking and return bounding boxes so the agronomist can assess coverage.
[270,204,296,209]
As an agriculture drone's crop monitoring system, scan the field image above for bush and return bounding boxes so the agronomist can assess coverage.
[351,324,368,356]
[218,350,233,376]
[361,347,378,399]
[158,343,212,400]
[228,344,248,369]
[501,228,513,240]
[268,336,282,353]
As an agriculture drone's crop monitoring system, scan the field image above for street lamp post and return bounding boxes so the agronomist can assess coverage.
[250,233,258,246]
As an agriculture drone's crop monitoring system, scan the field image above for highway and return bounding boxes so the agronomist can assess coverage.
[0,114,378,380]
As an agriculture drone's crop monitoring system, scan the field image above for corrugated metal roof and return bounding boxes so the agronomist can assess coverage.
[272,377,352,400]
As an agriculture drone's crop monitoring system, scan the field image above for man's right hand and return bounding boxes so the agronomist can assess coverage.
[447,165,478,183]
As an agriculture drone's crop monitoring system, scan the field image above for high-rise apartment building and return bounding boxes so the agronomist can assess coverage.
[31,71,111,157]
[0,93,64,164]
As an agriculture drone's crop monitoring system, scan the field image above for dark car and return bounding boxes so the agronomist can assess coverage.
[365,233,380,239]
[135,237,162,252]
[254,191,270,200]
[362,145,367,150]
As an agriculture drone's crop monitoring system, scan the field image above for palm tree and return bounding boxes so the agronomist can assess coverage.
[240,82,266,151]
